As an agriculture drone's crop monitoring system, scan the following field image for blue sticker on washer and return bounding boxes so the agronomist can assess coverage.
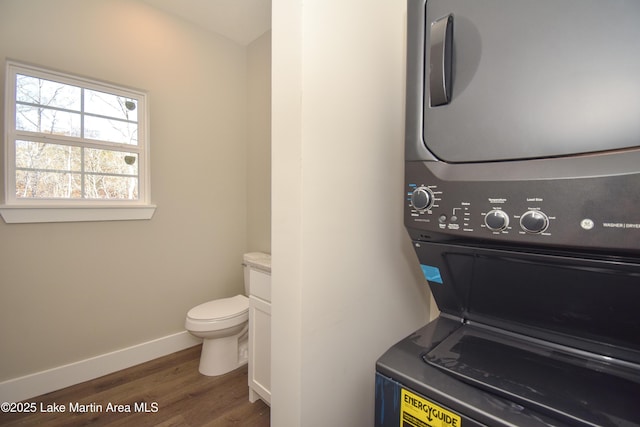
[420,264,443,284]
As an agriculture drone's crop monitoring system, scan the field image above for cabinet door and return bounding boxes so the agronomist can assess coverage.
[249,296,271,405]
[250,269,271,301]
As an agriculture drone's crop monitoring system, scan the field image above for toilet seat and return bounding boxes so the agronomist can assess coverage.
[188,295,249,320]
[186,295,249,332]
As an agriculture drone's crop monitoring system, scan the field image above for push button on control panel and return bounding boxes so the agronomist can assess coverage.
[520,210,549,233]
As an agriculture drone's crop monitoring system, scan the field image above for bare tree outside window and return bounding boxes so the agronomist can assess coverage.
[12,70,141,200]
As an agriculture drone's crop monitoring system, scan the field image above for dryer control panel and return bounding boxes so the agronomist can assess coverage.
[405,157,640,253]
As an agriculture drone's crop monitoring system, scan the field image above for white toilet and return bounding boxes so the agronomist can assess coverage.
[185,252,271,376]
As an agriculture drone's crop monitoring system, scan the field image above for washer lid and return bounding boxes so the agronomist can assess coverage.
[187,295,248,321]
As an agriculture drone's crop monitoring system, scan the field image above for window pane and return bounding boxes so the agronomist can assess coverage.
[16,170,81,199]
[8,63,148,207]
[85,174,138,200]
[84,115,138,145]
[16,140,81,171]
[16,74,81,111]
[85,89,138,122]
[16,105,81,136]
[85,148,138,175]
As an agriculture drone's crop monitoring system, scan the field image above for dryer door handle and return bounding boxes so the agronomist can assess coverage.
[430,14,454,107]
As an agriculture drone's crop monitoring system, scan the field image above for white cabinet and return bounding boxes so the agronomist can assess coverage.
[248,269,271,405]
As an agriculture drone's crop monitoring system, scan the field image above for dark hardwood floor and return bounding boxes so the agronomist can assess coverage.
[0,345,270,427]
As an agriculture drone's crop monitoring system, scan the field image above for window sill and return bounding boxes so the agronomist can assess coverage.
[0,204,157,224]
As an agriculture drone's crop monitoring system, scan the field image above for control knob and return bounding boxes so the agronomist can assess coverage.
[484,209,509,231]
[410,186,434,211]
[520,210,549,234]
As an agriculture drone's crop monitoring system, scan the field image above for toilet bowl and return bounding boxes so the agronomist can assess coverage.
[185,252,270,376]
[185,295,249,376]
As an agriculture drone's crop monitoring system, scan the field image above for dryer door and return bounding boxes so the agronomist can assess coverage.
[413,0,640,162]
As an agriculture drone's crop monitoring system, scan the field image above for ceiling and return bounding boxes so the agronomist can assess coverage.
[142,0,271,46]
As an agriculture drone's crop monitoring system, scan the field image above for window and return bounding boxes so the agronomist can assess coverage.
[1,61,155,223]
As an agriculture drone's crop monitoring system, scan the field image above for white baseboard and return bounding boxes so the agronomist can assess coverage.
[0,331,202,403]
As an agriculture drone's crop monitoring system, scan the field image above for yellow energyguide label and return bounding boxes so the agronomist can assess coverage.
[400,388,462,427]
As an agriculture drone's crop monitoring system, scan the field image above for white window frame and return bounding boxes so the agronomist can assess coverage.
[1,61,156,223]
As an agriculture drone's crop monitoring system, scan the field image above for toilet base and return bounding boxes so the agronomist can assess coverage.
[198,331,248,376]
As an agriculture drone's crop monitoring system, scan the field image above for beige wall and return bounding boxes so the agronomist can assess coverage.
[247,32,272,253]
[271,0,430,426]
[0,0,270,382]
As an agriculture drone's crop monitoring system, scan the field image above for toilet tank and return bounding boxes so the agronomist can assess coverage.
[243,252,271,295]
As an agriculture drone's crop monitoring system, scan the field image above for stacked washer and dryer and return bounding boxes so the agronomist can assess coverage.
[376,1,640,426]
